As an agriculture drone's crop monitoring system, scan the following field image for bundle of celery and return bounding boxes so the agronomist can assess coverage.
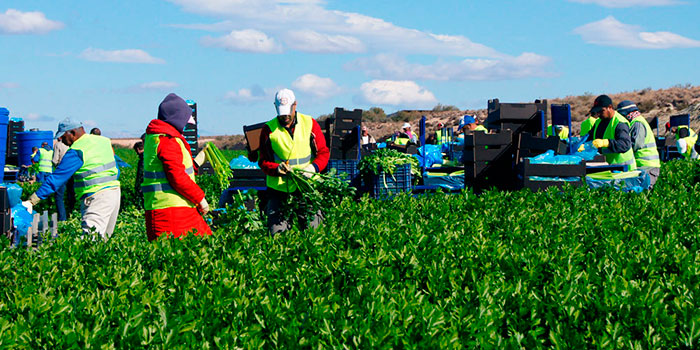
[281,168,355,226]
[204,142,232,191]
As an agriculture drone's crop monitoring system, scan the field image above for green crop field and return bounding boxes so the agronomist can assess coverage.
[2,148,699,348]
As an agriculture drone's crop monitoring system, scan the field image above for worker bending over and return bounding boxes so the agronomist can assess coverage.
[616,100,660,187]
[23,118,121,240]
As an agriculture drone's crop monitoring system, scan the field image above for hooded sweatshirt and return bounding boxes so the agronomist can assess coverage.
[145,94,204,206]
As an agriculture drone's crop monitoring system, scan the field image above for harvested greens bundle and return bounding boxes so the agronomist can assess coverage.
[358,148,420,176]
[281,167,356,227]
[204,142,232,192]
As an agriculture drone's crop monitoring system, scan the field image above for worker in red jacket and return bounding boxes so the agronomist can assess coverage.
[258,88,329,234]
[142,93,212,241]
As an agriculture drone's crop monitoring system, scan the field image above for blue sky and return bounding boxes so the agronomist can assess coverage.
[1,0,699,137]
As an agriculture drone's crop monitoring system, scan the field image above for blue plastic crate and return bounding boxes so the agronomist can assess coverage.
[327,159,361,187]
[371,164,412,198]
[448,150,463,162]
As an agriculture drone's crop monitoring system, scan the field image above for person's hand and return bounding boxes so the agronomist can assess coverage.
[198,198,209,215]
[194,144,208,166]
[592,139,609,148]
[277,162,292,176]
[301,164,316,178]
[21,201,33,213]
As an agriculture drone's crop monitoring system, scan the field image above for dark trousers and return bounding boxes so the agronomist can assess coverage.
[65,177,76,218]
[55,183,67,221]
[266,188,322,235]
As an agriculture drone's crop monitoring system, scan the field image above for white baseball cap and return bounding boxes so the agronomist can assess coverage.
[402,122,411,129]
[274,88,296,116]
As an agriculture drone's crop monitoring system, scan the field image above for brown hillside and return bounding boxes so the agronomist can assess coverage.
[177,84,700,149]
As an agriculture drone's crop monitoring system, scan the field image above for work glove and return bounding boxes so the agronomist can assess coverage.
[577,144,586,152]
[301,164,316,178]
[592,139,609,149]
[277,162,292,176]
[198,198,209,215]
[194,144,209,167]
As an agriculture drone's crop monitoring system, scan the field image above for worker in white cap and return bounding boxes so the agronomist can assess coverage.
[395,122,417,145]
[257,88,330,234]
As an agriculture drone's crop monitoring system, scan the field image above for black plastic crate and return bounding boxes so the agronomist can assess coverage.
[370,164,412,198]
[327,159,360,187]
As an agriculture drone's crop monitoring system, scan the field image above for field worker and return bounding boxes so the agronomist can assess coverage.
[90,127,102,136]
[258,88,329,234]
[142,93,212,241]
[361,125,376,145]
[460,115,487,133]
[586,95,636,171]
[22,118,121,240]
[674,125,695,140]
[37,142,54,183]
[546,124,569,140]
[580,114,598,137]
[52,139,69,221]
[395,122,417,145]
[617,100,661,187]
[434,122,447,144]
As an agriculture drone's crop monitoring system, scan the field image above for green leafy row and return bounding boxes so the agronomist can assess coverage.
[2,151,699,348]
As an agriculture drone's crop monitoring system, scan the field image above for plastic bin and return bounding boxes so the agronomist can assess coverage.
[17,131,53,167]
[327,159,361,188]
[370,163,412,198]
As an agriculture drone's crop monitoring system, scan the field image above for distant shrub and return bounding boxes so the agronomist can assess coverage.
[432,104,459,112]
[390,111,423,123]
[363,107,387,122]
[637,99,656,113]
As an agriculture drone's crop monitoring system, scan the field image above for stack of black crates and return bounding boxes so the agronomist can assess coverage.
[184,100,213,174]
[462,130,514,192]
[5,119,24,166]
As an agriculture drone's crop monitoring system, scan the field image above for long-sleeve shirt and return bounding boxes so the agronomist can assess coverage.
[258,114,329,177]
[629,120,647,153]
[586,117,632,154]
[52,140,69,166]
[35,149,84,200]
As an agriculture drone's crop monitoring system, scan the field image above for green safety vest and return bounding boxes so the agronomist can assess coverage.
[69,134,120,199]
[676,126,696,140]
[547,125,569,140]
[680,135,699,160]
[142,134,196,210]
[474,125,487,132]
[581,117,598,136]
[38,148,54,173]
[592,112,637,170]
[629,116,660,168]
[394,137,410,145]
[266,113,314,193]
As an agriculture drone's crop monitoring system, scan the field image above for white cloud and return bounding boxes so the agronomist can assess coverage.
[168,0,504,58]
[569,0,681,8]
[292,74,342,99]
[25,113,55,122]
[357,80,437,107]
[346,53,553,81]
[224,85,269,104]
[201,29,282,53]
[1,82,20,89]
[283,30,365,53]
[0,9,64,35]
[121,81,179,93]
[79,48,166,64]
[574,16,700,49]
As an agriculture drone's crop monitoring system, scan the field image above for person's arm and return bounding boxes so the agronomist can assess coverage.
[34,150,83,200]
[258,125,281,177]
[157,136,205,204]
[629,122,645,152]
[607,122,632,154]
[310,119,329,172]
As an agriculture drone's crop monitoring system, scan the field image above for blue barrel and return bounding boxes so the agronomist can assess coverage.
[0,108,8,180]
[17,130,54,167]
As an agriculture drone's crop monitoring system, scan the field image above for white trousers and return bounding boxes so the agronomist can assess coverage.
[80,187,121,240]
